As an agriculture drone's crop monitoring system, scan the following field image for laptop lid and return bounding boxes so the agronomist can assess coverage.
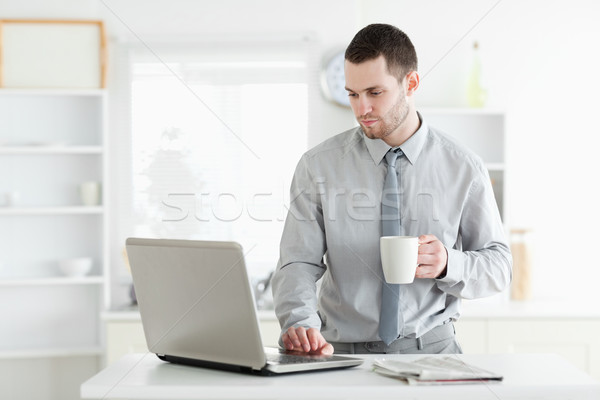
[126,238,267,370]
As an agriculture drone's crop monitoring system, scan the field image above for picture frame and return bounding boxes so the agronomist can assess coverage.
[0,19,106,88]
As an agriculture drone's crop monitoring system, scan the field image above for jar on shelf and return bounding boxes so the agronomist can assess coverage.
[510,228,534,301]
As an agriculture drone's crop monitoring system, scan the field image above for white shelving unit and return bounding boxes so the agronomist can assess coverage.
[0,206,104,215]
[0,145,103,155]
[0,89,108,399]
[0,276,105,286]
[420,108,507,225]
[0,347,104,360]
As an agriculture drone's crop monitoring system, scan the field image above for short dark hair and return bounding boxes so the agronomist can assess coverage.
[345,23,418,81]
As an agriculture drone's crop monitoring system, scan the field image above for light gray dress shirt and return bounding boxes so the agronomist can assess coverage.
[271,116,512,343]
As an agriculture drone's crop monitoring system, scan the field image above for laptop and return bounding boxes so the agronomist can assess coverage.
[125,237,363,375]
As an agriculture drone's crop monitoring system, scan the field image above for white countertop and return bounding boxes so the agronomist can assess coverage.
[81,353,600,400]
[102,299,600,322]
[102,307,278,321]
[458,299,600,319]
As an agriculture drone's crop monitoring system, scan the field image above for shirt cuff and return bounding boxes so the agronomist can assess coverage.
[436,247,463,284]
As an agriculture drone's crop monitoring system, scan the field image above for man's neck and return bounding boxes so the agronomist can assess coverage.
[383,110,421,148]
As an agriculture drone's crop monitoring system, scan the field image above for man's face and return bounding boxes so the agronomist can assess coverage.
[344,56,409,142]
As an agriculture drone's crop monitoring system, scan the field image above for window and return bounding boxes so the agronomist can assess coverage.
[120,39,313,279]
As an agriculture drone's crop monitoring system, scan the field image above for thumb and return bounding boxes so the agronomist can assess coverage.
[319,343,334,355]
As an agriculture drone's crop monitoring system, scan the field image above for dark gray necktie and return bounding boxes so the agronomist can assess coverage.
[379,148,402,345]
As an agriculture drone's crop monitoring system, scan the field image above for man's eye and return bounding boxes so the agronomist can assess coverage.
[371,91,382,96]
[347,92,357,97]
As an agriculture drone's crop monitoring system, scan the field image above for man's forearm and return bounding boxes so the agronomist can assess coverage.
[437,243,512,299]
[271,261,325,336]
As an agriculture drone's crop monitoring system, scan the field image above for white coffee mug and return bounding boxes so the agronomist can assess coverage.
[380,236,419,284]
[80,181,101,206]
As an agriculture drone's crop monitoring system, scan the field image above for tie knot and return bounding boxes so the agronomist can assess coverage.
[385,148,402,168]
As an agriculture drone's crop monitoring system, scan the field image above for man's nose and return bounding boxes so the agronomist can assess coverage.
[357,97,372,116]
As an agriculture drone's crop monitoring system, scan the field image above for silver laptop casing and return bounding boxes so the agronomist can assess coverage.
[126,238,267,370]
[126,238,363,374]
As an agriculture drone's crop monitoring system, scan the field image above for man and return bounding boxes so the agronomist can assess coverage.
[271,24,512,355]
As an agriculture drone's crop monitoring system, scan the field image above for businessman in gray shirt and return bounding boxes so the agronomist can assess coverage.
[271,24,512,355]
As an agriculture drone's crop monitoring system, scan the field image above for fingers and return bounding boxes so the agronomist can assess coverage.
[281,327,296,351]
[418,234,437,244]
[306,328,334,355]
[319,342,335,355]
[418,238,443,255]
[415,264,440,279]
[418,252,445,267]
[283,326,310,352]
[306,327,320,351]
[416,234,448,279]
[282,327,333,355]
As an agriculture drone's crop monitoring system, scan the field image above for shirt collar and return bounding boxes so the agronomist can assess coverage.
[362,112,429,165]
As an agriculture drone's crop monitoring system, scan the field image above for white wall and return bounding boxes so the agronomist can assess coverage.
[3,0,599,302]
[358,0,600,302]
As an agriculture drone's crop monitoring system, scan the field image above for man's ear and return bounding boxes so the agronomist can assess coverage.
[405,71,420,95]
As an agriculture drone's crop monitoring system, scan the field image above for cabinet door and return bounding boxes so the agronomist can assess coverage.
[105,318,282,365]
[105,322,147,366]
[454,319,487,354]
[488,319,600,380]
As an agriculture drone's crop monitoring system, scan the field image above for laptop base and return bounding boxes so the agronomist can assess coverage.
[157,350,362,376]
[157,354,270,375]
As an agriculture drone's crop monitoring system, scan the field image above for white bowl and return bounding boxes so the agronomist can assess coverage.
[59,258,93,277]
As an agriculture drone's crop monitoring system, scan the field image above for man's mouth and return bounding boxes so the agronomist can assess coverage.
[361,119,378,127]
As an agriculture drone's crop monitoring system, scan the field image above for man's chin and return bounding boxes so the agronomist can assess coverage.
[362,128,381,140]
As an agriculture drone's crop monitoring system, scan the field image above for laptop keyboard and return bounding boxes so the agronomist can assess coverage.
[267,352,330,365]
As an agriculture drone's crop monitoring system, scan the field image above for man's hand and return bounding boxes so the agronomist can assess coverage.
[416,234,448,279]
[281,326,334,355]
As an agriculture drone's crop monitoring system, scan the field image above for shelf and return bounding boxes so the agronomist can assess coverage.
[0,88,106,97]
[461,299,600,319]
[0,145,103,154]
[0,206,103,215]
[419,107,505,116]
[102,307,278,322]
[0,276,104,286]
[486,163,505,171]
[0,346,103,359]
[0,84,108,396]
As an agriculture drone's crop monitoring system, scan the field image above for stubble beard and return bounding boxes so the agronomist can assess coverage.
[361,93,410,141]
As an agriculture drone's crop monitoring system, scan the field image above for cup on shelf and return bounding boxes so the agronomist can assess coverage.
[79,181,101,206]
[58,257,93,277]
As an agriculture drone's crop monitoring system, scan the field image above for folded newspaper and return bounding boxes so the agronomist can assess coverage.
[372,357,503,385]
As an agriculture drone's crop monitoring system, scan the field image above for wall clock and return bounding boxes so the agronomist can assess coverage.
[320,49,350,107]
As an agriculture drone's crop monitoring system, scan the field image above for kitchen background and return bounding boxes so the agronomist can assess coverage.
[1,0,599,399]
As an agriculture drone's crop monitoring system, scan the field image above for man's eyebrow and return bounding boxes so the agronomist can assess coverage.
[344,86,380,93]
